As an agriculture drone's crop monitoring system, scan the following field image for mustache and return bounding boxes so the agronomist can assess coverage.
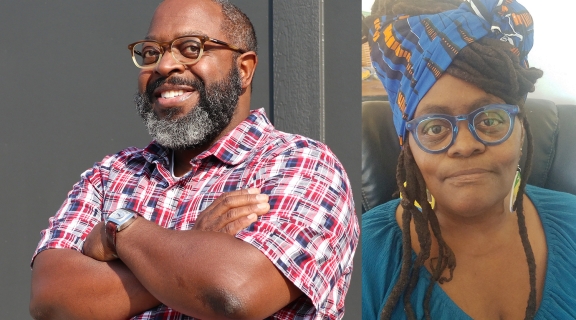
[145,76,205,99]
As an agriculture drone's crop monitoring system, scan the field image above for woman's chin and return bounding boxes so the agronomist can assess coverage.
[434,192,508,220]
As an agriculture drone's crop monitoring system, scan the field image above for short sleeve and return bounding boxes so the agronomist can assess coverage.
[235,140,359,319]
[31,163,104,266]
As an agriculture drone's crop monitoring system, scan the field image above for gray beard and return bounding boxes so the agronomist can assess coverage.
[134,65,242,150]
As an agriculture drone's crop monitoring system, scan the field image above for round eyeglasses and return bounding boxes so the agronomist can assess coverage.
[405,104,519,153]
[127,35,247,69]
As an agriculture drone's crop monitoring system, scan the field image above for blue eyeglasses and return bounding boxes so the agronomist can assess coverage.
[406,104,519,154]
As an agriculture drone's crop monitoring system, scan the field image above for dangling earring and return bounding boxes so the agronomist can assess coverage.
[509,166,521,212]
[401,182,435,211]
[426,189,436,210]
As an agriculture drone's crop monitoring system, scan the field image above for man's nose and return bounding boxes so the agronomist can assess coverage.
[155,51,186,76]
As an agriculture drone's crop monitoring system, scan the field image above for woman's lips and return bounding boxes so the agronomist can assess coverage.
[444,168,491,181]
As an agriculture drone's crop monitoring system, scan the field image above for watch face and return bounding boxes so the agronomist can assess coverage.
[108,208,136,226]
[110,210,125,220]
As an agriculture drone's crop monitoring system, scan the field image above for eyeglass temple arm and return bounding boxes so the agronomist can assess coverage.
[208,37,247,54]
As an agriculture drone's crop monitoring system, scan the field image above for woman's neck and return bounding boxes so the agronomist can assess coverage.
[434,196,520,255]
[397,195,521,257]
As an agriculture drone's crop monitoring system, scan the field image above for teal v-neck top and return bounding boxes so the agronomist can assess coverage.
[362,185,576,319]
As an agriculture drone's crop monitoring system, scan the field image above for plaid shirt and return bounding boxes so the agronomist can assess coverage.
[33,109,359,320]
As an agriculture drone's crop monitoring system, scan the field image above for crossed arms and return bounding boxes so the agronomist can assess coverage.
[29,141,358,320]
[30,189,303,319]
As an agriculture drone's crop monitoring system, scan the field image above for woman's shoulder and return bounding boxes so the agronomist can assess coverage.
[526,185,576,318]
[526,184,576,256]
[362,199,404,254]
[526,185,576,225]
[362,199,404,320]
[526,184,576,201]
[363,199,401,229]
[363,198,402,252]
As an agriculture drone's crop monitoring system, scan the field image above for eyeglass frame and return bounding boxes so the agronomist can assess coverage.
[405,104,520,154]
[127,34,247,69]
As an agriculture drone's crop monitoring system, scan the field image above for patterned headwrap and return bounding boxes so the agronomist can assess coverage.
[367,0,534,145]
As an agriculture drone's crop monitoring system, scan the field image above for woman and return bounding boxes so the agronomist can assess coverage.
[362,0,576,319]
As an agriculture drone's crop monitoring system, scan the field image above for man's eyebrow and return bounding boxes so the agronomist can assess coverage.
[144,30,206,41]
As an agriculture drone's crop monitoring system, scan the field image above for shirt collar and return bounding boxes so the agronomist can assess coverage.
[141,108,271,166]
[206,108,271,165]
[142,140,170,166]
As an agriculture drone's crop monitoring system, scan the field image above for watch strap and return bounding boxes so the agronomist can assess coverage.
[105,211,138,251]
[105,220,118,250]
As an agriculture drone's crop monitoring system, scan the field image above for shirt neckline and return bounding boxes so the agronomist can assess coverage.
[142,108,271,167]
[392,185,552,318]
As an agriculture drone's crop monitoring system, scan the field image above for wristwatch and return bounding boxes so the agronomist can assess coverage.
[105,208,138,250]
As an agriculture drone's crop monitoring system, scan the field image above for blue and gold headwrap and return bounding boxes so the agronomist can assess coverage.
[367,0,534,145]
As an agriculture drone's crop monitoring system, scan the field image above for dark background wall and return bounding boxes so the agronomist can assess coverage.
[0,1,361,318]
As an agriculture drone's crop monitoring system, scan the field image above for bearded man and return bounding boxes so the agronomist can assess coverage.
[28,0,358,319]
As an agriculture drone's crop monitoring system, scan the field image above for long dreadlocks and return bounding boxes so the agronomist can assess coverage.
[368,1,544,319]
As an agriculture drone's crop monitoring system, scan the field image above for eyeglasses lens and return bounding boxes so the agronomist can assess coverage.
[416,118,453,151]
[472,109,511,142]
[132,42,162,67]
[172,37,203,61]
[416,108,511,152]
[132,36,204,68]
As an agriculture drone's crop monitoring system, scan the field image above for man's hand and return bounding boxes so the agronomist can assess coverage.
[83,188,269,261]
[193,188,270,235]
[83,221,118,261]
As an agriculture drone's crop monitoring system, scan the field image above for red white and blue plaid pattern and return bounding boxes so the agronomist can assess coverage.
[33,108,359,320]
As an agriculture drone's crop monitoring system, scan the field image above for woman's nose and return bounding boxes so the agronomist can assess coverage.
[446,121,485,157]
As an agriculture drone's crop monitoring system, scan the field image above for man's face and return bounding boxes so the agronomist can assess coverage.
[135,62,242,150]
[135,0,241,150]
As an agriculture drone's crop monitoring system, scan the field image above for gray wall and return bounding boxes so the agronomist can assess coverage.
[0,1,361,318]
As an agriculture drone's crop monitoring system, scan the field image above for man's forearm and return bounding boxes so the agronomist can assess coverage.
[115,218,301,320]
[30,249,160,320]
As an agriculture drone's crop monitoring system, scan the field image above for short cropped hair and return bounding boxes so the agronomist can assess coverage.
[213,0,258,54]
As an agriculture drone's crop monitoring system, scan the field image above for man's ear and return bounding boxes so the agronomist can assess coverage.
[236,51,257,90]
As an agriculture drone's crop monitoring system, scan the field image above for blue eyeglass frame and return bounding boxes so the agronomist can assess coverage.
[405,104,520,154]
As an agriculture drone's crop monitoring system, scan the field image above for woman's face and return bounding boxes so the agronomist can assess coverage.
[408,74,523,217]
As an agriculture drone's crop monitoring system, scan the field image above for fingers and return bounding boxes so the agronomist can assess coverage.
[220,202,270,235]
[213,194,270,232]
[193,188,271,235]
[83,222,118,261]
[206,187,261,209]
[219,193,269,213]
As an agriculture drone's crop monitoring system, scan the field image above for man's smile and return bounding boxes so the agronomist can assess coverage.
[152,84,198,108]
[156,91,195,105]
[161,90,186,99]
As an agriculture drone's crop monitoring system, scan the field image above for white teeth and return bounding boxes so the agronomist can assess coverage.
[161,90,185,99]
